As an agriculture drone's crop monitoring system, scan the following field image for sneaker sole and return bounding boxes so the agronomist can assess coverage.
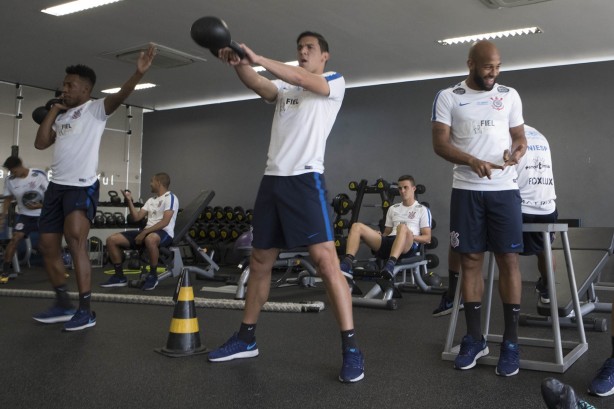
[495,366,519,377]
[588,386,614,397]
[455,347,489,370]
[63,320,96,332]
[143,282,158,291]
[32,313,76,324]
[339,372,365,383]
[208,349,259,362]
[433,304,464,317]
[100,282,128,288]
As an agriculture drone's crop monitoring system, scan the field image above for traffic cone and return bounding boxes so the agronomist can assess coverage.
[155,269,209,357]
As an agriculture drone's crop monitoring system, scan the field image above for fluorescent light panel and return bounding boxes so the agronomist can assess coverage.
[42,0,123,16]
[437,26,542,46]
[101,83,156,94]
[253,60,299,72]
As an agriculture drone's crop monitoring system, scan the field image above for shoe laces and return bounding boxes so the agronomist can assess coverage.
[595,358,614,380]
[499,341,519,363]
[458,336,482,356]
[343,348,363,368]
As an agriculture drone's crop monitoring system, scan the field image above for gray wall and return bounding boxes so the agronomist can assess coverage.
[143,60,614,277]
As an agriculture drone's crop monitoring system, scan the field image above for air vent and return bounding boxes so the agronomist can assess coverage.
[480,0,554,8]
[99,43,207,68]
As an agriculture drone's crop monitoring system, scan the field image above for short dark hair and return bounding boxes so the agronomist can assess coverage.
[297,31,329,53]
[65,64,97,88]
[3,156,22,170]
[398,175,415,186]
[155,172,171,189]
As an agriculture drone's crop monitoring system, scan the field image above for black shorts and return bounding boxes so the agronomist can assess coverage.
[521,209,558,255]
[252,173,334,249]
[13,214,40,237]
[450,188,523,254]
[121,229,172,249]
[374,236,419,259]
[39,181,99,234]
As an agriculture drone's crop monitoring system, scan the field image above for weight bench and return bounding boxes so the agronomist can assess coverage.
[351,245,444,310]
[521,227,614,332]
[442,223,588,373]
[234,246,318,300]
[129,189,220,288]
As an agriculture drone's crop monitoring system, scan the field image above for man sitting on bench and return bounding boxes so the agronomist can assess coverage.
[340,175,432,282]
[100,172,178,291]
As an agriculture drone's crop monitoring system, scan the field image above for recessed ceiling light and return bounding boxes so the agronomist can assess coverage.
[437,26,543,46]
[42,0,123,17]
[101,83,156,94]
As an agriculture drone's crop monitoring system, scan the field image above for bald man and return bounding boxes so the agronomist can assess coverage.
[431,40,527,377]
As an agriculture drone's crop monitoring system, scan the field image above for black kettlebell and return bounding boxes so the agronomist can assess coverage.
[32,106,49,125]
[108,190,121,205]
[104,212,115,226]
[190,16,246,59]
[94,211,105,227]
[114,212,125,226]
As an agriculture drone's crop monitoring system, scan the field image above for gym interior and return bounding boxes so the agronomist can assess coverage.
[1,1,614,408]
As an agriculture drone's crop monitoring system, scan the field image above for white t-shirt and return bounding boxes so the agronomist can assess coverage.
[384,201,431,236]
[51,98,109,186]
[3,168,49,217]
[142,191,179,238]
[516,125,557,215]
[432,80,524,191]
[264,71,345,176]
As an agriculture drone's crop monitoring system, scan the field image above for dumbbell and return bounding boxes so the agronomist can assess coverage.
[425,236,438,250]
[375,178,390,192]
[202,206,214,221]
[213,206,225,221]
[224,206,235,221]
[334,218,350,230]
[234,206,246,222]
[348,181,359,191]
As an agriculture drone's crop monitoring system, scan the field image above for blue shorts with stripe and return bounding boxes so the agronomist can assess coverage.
[449,188,523,254]
[39,181,100,234]
[251,173,334,249]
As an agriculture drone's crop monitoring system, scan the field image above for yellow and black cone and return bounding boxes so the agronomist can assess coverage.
[155,270,209,357]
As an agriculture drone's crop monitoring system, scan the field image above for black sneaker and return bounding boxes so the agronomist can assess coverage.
[536,277,550,304]
[432,294,464,317]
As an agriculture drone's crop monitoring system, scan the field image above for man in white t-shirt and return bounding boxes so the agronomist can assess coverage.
[516,125,558,304]
[0,156,48,283]
[339,175,432,282]
[101,173,178,291]
[32,45,156,331]
[432,40,527,376]
[208,32,364,383]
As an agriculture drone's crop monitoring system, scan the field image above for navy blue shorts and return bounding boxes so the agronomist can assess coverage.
[450,188,523,254]
[375,236,419,259]
[521,209,558,255]
[120,229,172,249]
[251,173,334,249]
[39,181,100,234]
[13,214,40,237]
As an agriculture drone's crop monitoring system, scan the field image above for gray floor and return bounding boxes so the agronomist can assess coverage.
[0,264,613,409]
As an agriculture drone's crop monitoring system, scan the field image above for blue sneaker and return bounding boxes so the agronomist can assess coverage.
[536,277,550,304]
[496,340,520,377]
[63,309,96,331]
[100,275,128,288]
[32,305,76,323]
[142,274,158,291]
[208,333,259,362]
[380,262,394,281]
[432,294,464,317]
[340,259,353,275]
[588,357,614,396]
[339,347,364,383]
[454,335,489,370]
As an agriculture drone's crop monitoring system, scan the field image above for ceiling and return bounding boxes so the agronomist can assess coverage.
[2,0,613,111]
